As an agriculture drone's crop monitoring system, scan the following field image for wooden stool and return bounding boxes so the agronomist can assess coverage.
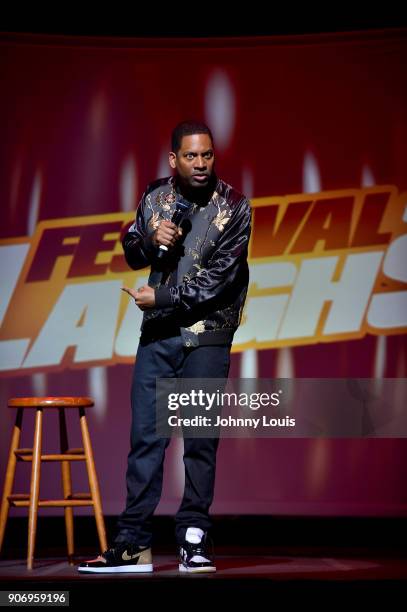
[0,397,107,569]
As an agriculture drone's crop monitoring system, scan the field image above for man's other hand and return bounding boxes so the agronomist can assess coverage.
[121,285,156,310]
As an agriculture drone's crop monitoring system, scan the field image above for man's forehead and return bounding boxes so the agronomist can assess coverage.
[179,133,214,152]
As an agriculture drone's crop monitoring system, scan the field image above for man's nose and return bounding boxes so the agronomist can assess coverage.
[194,156,207,168]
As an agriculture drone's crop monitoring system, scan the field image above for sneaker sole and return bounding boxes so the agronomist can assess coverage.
[178,564,216,573]
[78,563,153,574]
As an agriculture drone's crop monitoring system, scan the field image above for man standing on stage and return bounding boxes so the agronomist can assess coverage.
[79,120,251,574]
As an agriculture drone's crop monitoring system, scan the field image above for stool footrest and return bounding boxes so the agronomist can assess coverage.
[15,448,86,461]
[8,493,94,507]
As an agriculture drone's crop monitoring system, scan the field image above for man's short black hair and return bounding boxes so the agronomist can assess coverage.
[171,120,214,154]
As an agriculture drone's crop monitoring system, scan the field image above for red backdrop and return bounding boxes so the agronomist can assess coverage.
[1,29,406,516]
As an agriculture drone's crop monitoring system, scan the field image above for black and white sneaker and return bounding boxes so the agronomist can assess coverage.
[178,527,216,573]
[78,542,153,573]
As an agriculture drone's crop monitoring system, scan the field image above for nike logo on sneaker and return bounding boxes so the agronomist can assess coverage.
[122,550,142,561]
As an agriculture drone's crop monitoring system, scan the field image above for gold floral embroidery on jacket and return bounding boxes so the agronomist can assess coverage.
[155,191,174,211]
[185,320,206,334]
[193,263,205,275]
[187,236,203,261]
[212,209,230,231]
[148,211,161,230]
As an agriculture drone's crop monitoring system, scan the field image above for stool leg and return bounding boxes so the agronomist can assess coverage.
[0,408,23,553]
[27,407,42,570]
[79,408,107,552]
[59,408,74,565]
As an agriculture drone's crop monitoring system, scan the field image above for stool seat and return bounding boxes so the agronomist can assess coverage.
[8,397,94,408]
[0,396,107,569]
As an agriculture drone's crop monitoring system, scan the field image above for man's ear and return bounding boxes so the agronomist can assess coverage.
[169,152,177,169]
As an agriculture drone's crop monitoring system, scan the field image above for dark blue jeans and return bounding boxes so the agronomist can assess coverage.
[114,333,231,547]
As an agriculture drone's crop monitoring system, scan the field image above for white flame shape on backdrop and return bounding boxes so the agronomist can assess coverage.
[88,366,108,421]
[157,148,170,180]
[120,155,137,212]
[27,170,42,238]
[301,149,326,494]
[28,170,47,396]
[302,151,321,195]
[205,70,235,152]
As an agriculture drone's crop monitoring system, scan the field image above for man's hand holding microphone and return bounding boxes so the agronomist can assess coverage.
[122,220,183,310]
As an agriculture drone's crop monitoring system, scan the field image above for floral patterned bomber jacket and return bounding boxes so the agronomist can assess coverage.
[122,175,252,347]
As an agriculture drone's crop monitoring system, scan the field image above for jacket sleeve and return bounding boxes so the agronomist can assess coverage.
[154,197,251,312]
[122,189,158,270]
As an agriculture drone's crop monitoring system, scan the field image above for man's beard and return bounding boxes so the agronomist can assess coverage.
[176,173,217,204]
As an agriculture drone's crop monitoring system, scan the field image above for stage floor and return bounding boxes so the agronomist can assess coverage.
[1,552,407,580]
[1,549,407,602]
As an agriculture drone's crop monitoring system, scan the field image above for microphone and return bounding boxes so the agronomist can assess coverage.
[157,196,192,259]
